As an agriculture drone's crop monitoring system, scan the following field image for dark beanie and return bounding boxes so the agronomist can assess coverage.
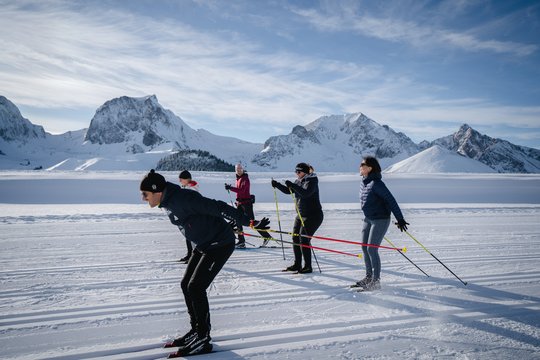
[179,170,192,180]
[295,162,310,174]
[140,169,166,193]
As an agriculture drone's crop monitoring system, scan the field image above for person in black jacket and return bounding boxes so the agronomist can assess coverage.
[271,163,323,274]
[140,169,269,357]
[355,156,409,291]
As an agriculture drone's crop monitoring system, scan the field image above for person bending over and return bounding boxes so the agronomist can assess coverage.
[140,169,269,356]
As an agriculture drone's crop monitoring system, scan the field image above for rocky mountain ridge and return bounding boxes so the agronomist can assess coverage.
[430,124,540,173]
[1,95,538,173]
[253,113,420,170]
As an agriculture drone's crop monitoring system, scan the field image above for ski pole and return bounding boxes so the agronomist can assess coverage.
[384,236,429,277]
[226,188,256,247]
[404,231,467,286]
[272,180,286,260]
[289,187,322,273]
[264,228,405,251]
[226,188,235,207]
[240,232,363,259]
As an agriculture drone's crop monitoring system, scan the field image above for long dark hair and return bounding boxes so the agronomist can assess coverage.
[363,156,382,174]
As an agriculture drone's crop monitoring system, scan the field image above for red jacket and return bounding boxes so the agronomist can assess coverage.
[230,173,251,204]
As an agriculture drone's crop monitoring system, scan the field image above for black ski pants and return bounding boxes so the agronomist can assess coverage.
[236,202,271,244]
[292,211,323,268]
[185,238,193,258]
[181,241,235,336]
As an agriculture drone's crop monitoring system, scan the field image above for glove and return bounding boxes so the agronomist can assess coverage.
[396,219,409,232]
[224,183,232,191]
[251,217,270,230]
[285,180,293,188]
[271,179,279,188]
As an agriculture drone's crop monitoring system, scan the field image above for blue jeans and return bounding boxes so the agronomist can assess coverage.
[361,217,390,279]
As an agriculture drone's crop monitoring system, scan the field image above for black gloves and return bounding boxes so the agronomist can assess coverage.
[224,183,232,191]
[251,217,270,230]
[396,219,409,232]
[271,179,294,189]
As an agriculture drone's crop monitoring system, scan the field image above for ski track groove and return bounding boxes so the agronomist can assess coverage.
[2,205,539,359]
[21,302,540,360]
[2,270,538,331]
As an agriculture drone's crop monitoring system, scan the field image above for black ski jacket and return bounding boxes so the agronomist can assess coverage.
[275,173,323,217]
[360,173,404,221]
[159,182,250,251]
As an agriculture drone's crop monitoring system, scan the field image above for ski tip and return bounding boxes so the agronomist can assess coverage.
[402,247,407,253]
[168,343,214,358]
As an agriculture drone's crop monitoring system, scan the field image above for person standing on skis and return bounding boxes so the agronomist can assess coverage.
[354,156,409,291]
[225,163,271,248]
[271,162,324,274]
[177,170,199,263]
[140,169,269,357]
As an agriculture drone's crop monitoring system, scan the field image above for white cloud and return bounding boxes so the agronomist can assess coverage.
[0,1,379,127]
[361,99,540,145]
[0,1,538,148]
[293,6,537,57]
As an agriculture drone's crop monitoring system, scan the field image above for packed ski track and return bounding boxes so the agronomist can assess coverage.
[1,173,539,359]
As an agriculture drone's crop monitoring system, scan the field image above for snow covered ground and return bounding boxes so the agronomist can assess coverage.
[1,171,539,359]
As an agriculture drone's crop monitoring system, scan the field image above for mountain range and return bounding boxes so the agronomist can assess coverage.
[1,94,539,173]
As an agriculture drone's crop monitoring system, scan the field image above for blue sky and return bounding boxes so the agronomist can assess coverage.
[1,0,539,148]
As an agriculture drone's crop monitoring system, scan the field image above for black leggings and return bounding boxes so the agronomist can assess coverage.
[292,211,323,268]
[181,241,235,335]
[185,238,193,257]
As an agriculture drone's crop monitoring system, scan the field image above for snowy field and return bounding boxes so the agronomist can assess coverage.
[1,171,539,359]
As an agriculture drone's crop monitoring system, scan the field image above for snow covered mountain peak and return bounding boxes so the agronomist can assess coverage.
[432,124,540,173]
[304,112,372,133]
[453,123,488,155]
[0,96,46,142]
[252,112,419,171]
[71,94,261,170]
[385,144,496,173]
[84,95,187,149]
[0,96,21,118]
[1,94,538,173]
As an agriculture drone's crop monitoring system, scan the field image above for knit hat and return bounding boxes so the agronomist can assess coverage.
[179,170,192,180]
[140,169,166,193]
[295,162,310,174]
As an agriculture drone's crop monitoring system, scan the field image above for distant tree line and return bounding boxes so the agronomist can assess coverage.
[156,149,234,171]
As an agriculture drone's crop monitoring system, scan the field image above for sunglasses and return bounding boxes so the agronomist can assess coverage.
[141,191,150,200]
